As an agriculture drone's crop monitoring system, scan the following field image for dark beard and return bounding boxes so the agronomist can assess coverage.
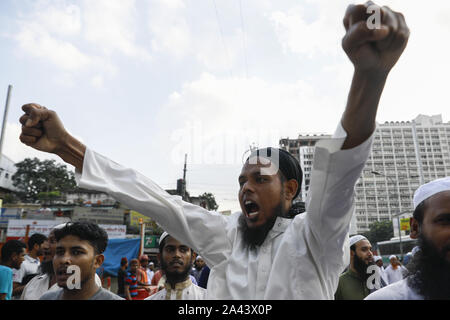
[161,260,191,286]
[353,254,374,283]
[406,234,450,300]
[238,202,284,249]
[41,260,54,275]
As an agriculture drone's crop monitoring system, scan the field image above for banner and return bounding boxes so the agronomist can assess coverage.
[6,220,126,240]
[144,235,160,248]
[129,210,152,227]
[400,218,410,231]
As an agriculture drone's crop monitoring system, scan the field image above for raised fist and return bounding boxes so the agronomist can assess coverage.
[342,1,409,74]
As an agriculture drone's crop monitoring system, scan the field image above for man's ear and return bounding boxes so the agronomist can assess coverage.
[94,254,105,269]
[191,251,197,264]
[409,217,420,239]
[283,179,298,201]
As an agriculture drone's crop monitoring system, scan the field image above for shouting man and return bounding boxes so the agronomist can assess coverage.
[19,2,409,299]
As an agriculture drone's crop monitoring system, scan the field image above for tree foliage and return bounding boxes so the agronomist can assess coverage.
[12,158,76,203]
[199,192,219,211]
[363,220,394,248]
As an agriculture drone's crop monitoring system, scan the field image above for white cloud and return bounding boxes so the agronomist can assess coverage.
[269,1,347,58]
[82,0,150,60]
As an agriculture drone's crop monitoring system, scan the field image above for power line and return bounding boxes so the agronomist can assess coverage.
[238,0,249,78]
[212,0,234,78]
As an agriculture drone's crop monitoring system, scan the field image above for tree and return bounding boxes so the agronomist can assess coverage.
[12,158,76,203]
[363,220,394,248]
[199,192,219,211]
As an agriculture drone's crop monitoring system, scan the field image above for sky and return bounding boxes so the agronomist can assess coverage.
[1,0,450,213]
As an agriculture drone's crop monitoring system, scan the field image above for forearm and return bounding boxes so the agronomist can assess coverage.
[55,133,86,171]
[341,69,388,149]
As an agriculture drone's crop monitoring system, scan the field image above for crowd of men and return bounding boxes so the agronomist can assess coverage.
[2,1,449,301]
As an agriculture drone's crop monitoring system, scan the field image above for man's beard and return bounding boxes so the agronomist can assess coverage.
[406,234,450,300]
[353,253,374,283]
[41,260,54,275]
[161,260,191,285]
[238,202,283,249]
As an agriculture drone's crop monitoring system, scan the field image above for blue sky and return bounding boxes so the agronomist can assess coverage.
[1,0,450,212]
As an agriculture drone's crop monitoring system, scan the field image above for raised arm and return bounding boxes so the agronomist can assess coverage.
[341,2,409,149]
[19,104,86,171]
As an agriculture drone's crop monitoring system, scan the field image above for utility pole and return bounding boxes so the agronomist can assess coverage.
[182,154,187,200]
[0,85,12,163]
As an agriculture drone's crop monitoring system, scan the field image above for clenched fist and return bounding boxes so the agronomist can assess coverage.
[19,103,86,170]
[342,1,409,74]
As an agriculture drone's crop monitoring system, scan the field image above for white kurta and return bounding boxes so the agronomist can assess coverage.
[385,264,407,284]
[145,278,207,300]
[75,123,373,300]
[365,278,423,300]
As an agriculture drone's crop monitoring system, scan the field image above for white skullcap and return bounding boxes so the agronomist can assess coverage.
[389,255,397,260]
[411,246,420,257]
[196,255,203,261]
[349,235,368,247]
[413,177,450,209]
[374,256,382,262]
[52,222,69,230]
[159,232,169,244]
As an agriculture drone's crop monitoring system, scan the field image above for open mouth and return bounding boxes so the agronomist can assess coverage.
[244,200,260,218]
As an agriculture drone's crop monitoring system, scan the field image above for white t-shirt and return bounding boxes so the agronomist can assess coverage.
[13,255,41,284]
[365,278,423,300]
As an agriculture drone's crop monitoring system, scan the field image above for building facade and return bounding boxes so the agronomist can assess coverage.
[280,114,450,234]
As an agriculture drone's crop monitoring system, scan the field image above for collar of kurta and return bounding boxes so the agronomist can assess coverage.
[164,277,192,300]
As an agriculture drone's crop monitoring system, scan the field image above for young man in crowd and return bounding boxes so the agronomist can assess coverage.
[373,256,388,286]
[335,235,375,300]
[12,233,47,298]
[384,255,407,284]
[117,257,128,298]
[0,240,26,300]
[124,259,140,300]
[19,2,409,299]
[366,177,450,300]
[40,221,123,300]
[20,223,103,299]
[146,232,206,300]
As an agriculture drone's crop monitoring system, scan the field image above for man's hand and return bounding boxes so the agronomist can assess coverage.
[19,103,68,154]
[19,103,86,171]
[340,2,409,149]
[342,1,409,75]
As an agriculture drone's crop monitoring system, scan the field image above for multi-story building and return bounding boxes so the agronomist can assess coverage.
[280,114,450,234]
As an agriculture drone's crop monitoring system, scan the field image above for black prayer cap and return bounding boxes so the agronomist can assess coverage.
[246,147,303,199]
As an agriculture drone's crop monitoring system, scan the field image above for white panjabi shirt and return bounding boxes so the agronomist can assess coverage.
[145,277,206,300]
[75,122,374,299]
[365,278,423,300]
